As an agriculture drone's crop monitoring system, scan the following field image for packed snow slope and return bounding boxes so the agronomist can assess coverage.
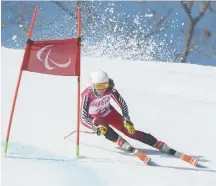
[1,47,216,186]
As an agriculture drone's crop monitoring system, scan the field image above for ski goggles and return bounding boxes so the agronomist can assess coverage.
[93,82,109,90]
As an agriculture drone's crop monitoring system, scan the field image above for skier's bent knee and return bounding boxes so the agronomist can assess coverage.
[105,126,135,153]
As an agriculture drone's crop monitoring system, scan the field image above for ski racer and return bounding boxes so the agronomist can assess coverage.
[80,70,174,154]
[79,70,199,166]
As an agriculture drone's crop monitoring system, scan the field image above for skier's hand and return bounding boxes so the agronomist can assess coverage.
[92,118,108,136]
[124,120,135,134]
[93,125,107,136]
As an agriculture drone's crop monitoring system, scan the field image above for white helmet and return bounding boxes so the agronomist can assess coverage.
[90,70,109,84]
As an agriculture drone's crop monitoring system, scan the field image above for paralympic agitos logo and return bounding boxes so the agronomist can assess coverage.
[36,45,71,70]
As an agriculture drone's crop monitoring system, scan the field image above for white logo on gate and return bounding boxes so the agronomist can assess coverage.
[36,44,71,70]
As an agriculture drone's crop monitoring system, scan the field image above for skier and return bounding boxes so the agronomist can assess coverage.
[80,70,172,154]
[80,70,198,166]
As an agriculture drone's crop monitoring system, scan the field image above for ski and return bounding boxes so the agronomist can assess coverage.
[178,153,198,166]
[134,149,208,168]
[133,149,159,166]
[134,150,151,164]
[166,148,206,168]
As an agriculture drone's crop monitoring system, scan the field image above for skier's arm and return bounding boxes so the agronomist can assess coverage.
[110,88,130,121]
[110,88,136,134]
[81,94,93,127]
[81,94,108,134]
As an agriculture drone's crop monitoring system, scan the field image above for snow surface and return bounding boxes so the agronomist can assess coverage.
[1,47,216,186]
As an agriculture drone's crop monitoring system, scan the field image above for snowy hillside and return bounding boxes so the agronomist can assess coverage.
[1,47,216,186]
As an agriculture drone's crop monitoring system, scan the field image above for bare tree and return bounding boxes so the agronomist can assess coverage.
[136,2,172,39]
[50,1,95,39]
[143,9,172,39]
[180,1,210,63]
[50,1,75,17]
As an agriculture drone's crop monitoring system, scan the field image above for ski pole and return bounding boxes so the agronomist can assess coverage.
[64,130,95,139]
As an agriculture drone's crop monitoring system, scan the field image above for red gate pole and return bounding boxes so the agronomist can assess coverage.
[4,6,38,156]
[76,7,81,157]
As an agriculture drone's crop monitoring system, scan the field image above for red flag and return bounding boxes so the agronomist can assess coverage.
[22,38,80,76]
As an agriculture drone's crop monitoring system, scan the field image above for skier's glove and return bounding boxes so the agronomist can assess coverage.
[124,120,135,134]
[92,125,107,136]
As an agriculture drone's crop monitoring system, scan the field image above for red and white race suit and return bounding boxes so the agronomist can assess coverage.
[80,86,144,140]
